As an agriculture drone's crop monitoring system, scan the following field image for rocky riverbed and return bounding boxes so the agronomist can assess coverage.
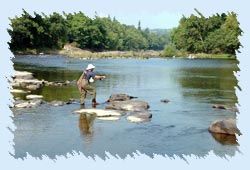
[11,70,241,140]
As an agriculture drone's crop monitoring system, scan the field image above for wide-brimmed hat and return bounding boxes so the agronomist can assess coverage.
[86,64,95,70]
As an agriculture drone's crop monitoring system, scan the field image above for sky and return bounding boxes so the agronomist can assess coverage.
[1,0,250,170]
[94,11,182,29]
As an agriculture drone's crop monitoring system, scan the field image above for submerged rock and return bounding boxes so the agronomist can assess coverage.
[212,104,239,113]
[160,99,170,103]
[74,108,125,117]
[208,118,242,136]
[66,98,80,104]
[212,104,226,110]
[105,100,150,111]
[126,112,152,123]
[107,93,137,102]
[49,100,65,107]
[14,99,43,108]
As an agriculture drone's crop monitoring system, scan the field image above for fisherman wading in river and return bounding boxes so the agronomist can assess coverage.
[77,64,106,106]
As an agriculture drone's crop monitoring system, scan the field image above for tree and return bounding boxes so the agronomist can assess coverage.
[45,12,68,48]
[65,12,91,49]
[171,10,242,55]
[205,12,242,54]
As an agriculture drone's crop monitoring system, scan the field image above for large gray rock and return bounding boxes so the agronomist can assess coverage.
[208,118,242,135]
[105,100,150,111]
[107,93,137,102]
[127,112,152,123]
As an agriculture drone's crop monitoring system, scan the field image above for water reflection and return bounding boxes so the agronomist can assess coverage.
[210,132,239,145]
[78,109,95,144]
[176,65,239,105]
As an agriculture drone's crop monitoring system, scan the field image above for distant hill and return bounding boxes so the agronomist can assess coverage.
[149,29,172,35]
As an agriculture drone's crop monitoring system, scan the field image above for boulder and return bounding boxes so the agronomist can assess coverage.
[127,112,152,123]
[26,95,43,100]
[49,100,65,107]
[208,118,242,136]
[107,93,137,102]
[74,108,125,117]
[105,100,149,111]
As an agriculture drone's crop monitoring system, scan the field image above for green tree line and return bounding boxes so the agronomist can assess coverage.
[164,9,242,57]
[8,10,171,53]
[8,9,242,57]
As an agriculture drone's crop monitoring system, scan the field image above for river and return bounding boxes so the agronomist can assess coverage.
[11,55,240,159]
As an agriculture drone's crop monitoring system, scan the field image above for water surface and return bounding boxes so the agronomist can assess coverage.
[11,55,240,159]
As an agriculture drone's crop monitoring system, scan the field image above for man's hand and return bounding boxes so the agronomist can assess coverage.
[100,76,106,80]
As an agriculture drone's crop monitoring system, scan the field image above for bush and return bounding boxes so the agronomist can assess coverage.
[163,44,177,57]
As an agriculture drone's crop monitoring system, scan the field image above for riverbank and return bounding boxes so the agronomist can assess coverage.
[12,45,236,60]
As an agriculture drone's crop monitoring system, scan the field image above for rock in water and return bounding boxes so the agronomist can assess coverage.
[105,100,149,111]
[127,112,152,123]
[26,95,43,99]
[160,99,170,103]
[10,89,29,93]
[74,108,125,117]
[208,118,242,135]
[14,99,43,108]
[13,71,34,79]
[14,102,32,108]
[107,93,137,102]
[212,104,226,109]
[49,100,65,107]
[97,117,120,121]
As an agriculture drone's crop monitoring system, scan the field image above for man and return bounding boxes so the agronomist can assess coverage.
[77,64,106,106]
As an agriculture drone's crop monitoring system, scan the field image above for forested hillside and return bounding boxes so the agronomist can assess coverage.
[8,10,170,53]
[8,9,242,58]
